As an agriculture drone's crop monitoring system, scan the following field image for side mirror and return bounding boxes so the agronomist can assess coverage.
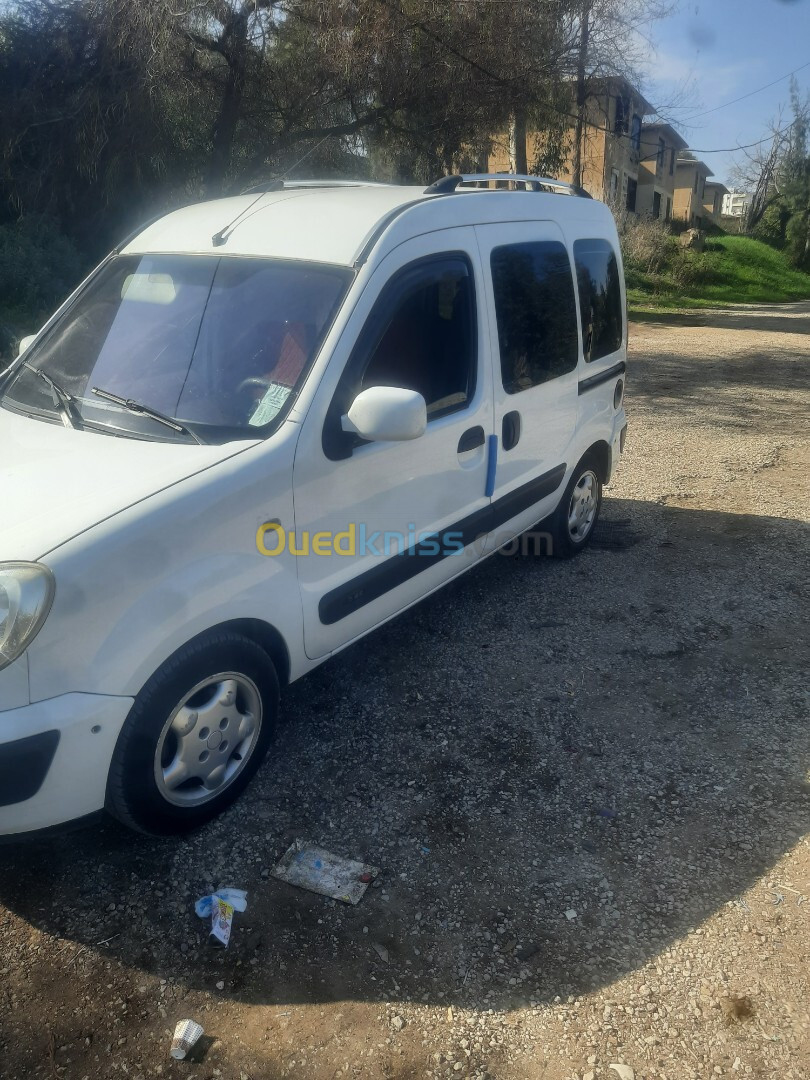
[342,386,427,443]
[17,334,37,357]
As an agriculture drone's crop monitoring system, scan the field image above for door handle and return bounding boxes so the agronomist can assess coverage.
[502,411,521,451]
[457,426,485,453]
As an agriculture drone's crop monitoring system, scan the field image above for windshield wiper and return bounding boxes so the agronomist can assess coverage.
[91,387,204,444]
[22,361,82,430]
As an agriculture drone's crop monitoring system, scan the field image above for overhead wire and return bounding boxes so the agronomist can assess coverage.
[371,0,798,160]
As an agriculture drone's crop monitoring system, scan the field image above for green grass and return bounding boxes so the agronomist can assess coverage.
[627,234,810,313]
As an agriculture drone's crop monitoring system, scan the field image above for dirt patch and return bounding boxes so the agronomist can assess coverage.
[1,305,808,1080]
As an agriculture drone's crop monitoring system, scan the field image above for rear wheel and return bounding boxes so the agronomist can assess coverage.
[106,630,278,835]
[546,455,603,558]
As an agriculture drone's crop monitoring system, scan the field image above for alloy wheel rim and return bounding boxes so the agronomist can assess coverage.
[567,470,599,542]
[154,672,262,807]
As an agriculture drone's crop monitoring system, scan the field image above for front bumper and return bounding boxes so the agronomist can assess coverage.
[0,693,133,835]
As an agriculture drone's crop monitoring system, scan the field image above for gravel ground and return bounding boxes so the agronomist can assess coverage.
[1,303,808,1080]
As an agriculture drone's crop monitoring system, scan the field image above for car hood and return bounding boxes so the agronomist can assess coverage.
[0,408,253,560]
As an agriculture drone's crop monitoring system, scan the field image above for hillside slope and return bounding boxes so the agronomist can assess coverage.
[627,234,810,311]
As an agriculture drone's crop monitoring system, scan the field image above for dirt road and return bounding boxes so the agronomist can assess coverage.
[1,304,808,1080]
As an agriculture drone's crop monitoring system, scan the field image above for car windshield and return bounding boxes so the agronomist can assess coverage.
[0,254,352,442]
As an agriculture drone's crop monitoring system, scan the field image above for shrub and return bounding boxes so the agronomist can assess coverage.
[0,215,86,328]
[669,248,717,290]
[618,215,674,276]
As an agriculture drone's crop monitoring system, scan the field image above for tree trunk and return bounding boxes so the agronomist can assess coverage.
[509,111,527,174]
[204,9,251,198]
[205,61,246,196]
[572,0,591,190]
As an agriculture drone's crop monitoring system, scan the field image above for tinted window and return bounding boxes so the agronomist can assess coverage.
[358,257,476,419]
[490,242,578,394]
[573,239,623,363]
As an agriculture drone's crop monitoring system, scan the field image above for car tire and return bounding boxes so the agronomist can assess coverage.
[106,630,279,836]
[546,454,603,559]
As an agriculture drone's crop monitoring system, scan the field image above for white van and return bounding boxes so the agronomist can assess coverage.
[0,175,627,837]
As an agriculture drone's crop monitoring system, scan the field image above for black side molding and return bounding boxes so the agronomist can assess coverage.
[578,361,626,395]
[0,730,60,807]
[319,463,567,625]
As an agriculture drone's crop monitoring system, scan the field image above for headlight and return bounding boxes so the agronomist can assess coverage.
[0,563,55,671]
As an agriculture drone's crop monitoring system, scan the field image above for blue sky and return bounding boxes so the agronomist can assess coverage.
[642,0,810,185]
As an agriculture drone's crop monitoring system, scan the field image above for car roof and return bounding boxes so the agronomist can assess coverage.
[122,182,615,268]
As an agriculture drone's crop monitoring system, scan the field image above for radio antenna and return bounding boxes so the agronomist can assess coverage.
[210,134,335,248]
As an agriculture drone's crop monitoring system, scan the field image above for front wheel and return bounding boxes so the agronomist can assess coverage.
[547,456,603,559]
[106,630,279,835]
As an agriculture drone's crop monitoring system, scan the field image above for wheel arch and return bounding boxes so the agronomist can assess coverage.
[583,440,611,484]
[137,618,292,695]
[217,618,291,689]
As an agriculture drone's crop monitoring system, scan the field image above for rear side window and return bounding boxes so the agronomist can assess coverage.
[574,239,623,363]
[490,241,578,393]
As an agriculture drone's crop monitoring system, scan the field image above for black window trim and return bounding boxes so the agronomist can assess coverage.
[489,238,580,396]
[322,250,479,461]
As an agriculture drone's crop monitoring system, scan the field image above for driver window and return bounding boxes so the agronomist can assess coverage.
[358,256,477,420]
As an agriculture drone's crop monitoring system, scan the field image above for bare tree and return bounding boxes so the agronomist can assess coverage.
[730,112,790,232]
[565,0,674,189]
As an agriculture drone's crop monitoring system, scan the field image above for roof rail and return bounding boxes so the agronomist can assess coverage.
[240,179,395,195]
[424,173,593,199]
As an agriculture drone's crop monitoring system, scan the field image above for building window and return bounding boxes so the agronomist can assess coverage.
[626,176,638,212]
[490,242,579,393]
[669,148,675,175]
[630,115,642,153]
[652,192,662,219]
[573,239,623,364]
[657,138,666,171]
[609,169,619,201]
[614,96,629,134]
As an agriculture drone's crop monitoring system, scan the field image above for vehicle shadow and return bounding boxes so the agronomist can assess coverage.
[1,497,808,1021]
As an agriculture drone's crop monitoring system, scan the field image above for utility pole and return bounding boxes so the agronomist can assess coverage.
[572,0,591,190]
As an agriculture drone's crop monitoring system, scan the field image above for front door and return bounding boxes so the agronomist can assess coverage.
[293,229,494,659]
[474,222,581,549]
